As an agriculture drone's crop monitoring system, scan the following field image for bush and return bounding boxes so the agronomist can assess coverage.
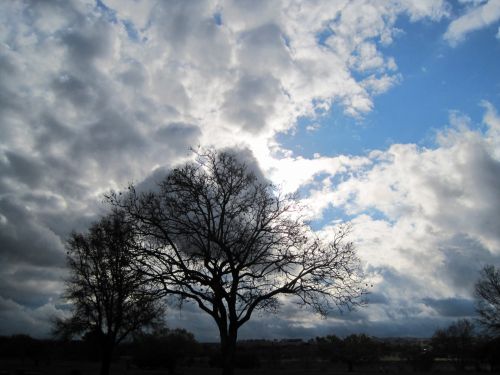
[133,328,199,373]
[406,347,434,372]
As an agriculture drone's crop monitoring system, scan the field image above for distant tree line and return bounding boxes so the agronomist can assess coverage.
[3,325,500,373]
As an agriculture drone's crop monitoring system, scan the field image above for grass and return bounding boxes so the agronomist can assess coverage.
[0,358,490,375]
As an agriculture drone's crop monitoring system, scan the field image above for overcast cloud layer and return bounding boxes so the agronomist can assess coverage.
[1,0,499,340]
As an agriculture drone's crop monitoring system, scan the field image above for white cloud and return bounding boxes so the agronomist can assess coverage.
[362,73,402,95]
[445,0,500,45]
[299,104,500,331]
[335,108,500,250]
[306,123,321,132]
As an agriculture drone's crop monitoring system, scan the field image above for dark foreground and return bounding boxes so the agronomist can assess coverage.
[0,358,494,375]
[2,332,499,375]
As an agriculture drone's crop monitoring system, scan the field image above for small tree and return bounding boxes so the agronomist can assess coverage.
[475,265,500,336]
[315,335,343,363]
[342,334,379,372]
[431,319,475,371]
[54,212,164,375]
[108,149,365,375]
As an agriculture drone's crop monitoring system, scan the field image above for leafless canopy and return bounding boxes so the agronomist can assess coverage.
[107,149,365,374]
[475,264,500,335]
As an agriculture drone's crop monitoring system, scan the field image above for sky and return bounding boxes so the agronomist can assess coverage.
[0,0,500,341]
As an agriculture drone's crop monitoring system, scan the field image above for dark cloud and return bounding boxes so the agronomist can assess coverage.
[131,146,263,196]
[0,267,63,309]
[84,112,145,152]
[0,198,65,267]
[150,0,230,69]
[221,146,268,183]
[118,61,147,88]
[152,0,208,49]
[155,122,201,155]
[60,18,115,68]
[238,23,291,75]
[35,113,76,152]
[0,151,45,188]
[368,265,420,294]
[366,292,389,305]
[422,297,476,318]
[0,86,21,117]
[22,0,83,32]
[422,138,500,250]
[0,49,16,76]
[0,297,60,338]
[0,50,22,116]
[21,191,67,213]
[51,73,100,109]
[464,143,500,239]
[440,234,500,293]
[338,316,450,338]
[131,166,170,195]
[223,74,281,133]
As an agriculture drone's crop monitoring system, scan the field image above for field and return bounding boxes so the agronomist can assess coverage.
[0,358,489,375]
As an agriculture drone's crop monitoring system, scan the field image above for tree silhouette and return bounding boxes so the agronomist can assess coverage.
[108,149,365,375]
[316,334,343,363]
[133,326,199,373]
[475,265,500,336]
[431,319,475,371]
[342,334,379,372]
[54,212,164,375]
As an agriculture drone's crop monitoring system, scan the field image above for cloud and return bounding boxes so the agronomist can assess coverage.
[297,103,500,334]
[339,105,500,253]
[0,0,464,339]
[444,0,500,45]
[422,297,476,317]
[0,199,66,268]
[306,123,321,133]
[0,265,65,309]
[222,74,283,134]
[0,296,64,338]
[154,122,201,155]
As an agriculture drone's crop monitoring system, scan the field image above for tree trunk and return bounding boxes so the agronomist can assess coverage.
[347,360,353,373]
[100,354,111,375]
[100,340,114,375]
[220,326,238,375]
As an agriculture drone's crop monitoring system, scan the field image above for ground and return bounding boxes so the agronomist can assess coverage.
[0,358,488,375]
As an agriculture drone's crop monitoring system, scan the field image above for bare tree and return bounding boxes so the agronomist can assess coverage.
[108,149,365,375]
[431,319,475,371]
[54,212,164,375]
[475,265,500,336]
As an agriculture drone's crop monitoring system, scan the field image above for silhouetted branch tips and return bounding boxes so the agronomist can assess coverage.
[475,264,500,336]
